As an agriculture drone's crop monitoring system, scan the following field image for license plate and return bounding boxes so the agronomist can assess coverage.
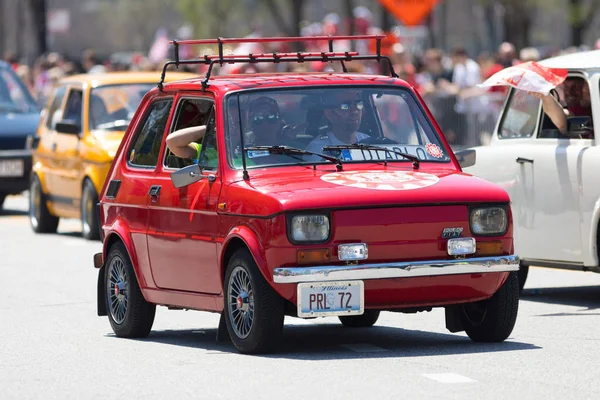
[0,159,24,177]
[297,280,364,317]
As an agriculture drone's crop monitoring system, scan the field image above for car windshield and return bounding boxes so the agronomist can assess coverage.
[89,83,154,130]
[224,86,451,169]
[0,66,38,113]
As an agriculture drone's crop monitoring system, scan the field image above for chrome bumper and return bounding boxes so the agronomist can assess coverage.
[272,255,520,283]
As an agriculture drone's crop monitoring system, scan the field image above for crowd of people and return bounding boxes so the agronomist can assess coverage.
[3,6,598,147]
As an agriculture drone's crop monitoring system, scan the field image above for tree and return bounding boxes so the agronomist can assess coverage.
[98,0,173,51]
[175,0,271,40]
[498,0,536,50]
[25,0,47,55]
[569,0,600,46]
[263,0,306,38]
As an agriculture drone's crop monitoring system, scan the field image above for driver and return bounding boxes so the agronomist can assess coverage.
[305,90,369,156]
[530,77,592,135]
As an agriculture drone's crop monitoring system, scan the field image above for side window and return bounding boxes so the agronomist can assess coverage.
[539,76,594,139]
[62,89,83,130]
[128,99,173,167]
[45,86,67,129]
[164,98,216,169]
[498,89,540,139]
[372,93,421,144]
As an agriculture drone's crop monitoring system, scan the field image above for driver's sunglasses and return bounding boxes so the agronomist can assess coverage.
[336,100,364,112]
[251,113,280,125]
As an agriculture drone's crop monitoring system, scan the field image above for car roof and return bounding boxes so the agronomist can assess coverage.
[59,71,197,86]
[160,72,406,94]
[539,49,600,71]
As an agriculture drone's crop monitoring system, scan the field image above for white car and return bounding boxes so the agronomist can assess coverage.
[458,50,599,290]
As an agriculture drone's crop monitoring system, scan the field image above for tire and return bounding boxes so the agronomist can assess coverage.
[105,242,156,338]
[0,194,5,213]
[223,249,284,354]
[517,264,529,292]
[461,271,519,342]
[339,310,380,327]
[81,179,100,241]
[29,175,59,234]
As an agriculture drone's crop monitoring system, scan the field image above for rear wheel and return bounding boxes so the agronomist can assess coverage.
[81,179,100,241]
[29,175,59,233]
[461,272,519,342]
[223,249,284,354]
[105,242,156,338]
[339,310,380,327]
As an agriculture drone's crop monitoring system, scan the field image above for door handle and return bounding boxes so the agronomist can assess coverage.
[51,142,57,152]
[516,157,534,164]
[148,185,161,202]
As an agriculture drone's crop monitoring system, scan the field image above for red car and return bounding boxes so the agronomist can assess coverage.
[93,35,520,354]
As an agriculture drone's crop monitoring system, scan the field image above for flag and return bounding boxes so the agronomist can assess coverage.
[149,27,170,63]
[477,61,568,95]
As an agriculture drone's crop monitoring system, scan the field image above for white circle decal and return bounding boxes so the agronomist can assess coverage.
[321,170,439,191]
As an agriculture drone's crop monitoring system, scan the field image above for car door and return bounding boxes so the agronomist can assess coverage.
[519,136,590,263]
[463,88,539,252]
[147,96,223,294]
[515,74,596,264]
[36,85,67,196]
[120,97,175,281]
[52,86,84,215]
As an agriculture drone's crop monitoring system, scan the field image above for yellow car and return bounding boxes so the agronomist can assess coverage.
[29,71,196,239]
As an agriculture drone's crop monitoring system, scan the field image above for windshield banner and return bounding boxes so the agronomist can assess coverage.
[330,144,448,162]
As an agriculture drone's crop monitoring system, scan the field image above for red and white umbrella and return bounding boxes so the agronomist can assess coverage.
[477,61,568,95]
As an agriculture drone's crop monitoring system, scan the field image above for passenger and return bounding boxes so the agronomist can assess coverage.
[166,124,207,160]
[530,77,592,135]
[166,102,207,160]
[246,96,285,146]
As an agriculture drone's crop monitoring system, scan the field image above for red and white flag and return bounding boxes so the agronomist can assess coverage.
[477,61,568,95]
[149,27,170,63]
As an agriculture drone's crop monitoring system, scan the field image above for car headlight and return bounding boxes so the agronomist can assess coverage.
[470,207,508,236]
[288,214,330,243]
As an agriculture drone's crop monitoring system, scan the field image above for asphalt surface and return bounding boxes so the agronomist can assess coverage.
[2,193,600,400]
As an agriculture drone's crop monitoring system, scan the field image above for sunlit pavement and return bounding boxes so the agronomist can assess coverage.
[2,193,600,400]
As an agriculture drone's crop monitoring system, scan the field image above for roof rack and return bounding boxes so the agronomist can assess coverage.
[158,34,399,90]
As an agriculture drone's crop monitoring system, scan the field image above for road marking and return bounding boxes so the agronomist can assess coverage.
[422,373,476,383]
[341,343,388,353]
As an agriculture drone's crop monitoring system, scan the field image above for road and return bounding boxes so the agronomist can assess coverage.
[1,193,600,400]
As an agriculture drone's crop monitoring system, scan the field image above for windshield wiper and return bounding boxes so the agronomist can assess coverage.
[245,145,343,171]
[323,143,420,169]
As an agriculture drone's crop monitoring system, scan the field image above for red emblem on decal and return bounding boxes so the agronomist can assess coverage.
[425,143,444,158]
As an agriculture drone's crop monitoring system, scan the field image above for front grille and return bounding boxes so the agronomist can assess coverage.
[0,135,28,150]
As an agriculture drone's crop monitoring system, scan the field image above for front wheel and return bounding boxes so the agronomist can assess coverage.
[339,310,380,327]
[105,242,156,338]
[29,175,59,234]
[223,249,284,354]
[461,272,519,342]
[81,179,100,241]
[517,264,529,292]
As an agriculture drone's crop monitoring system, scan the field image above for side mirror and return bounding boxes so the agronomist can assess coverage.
[55,119,80,135]
[26,135,41,150]
[455,148,476,169]
[170,163,216,188]
[566,116,593,137]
